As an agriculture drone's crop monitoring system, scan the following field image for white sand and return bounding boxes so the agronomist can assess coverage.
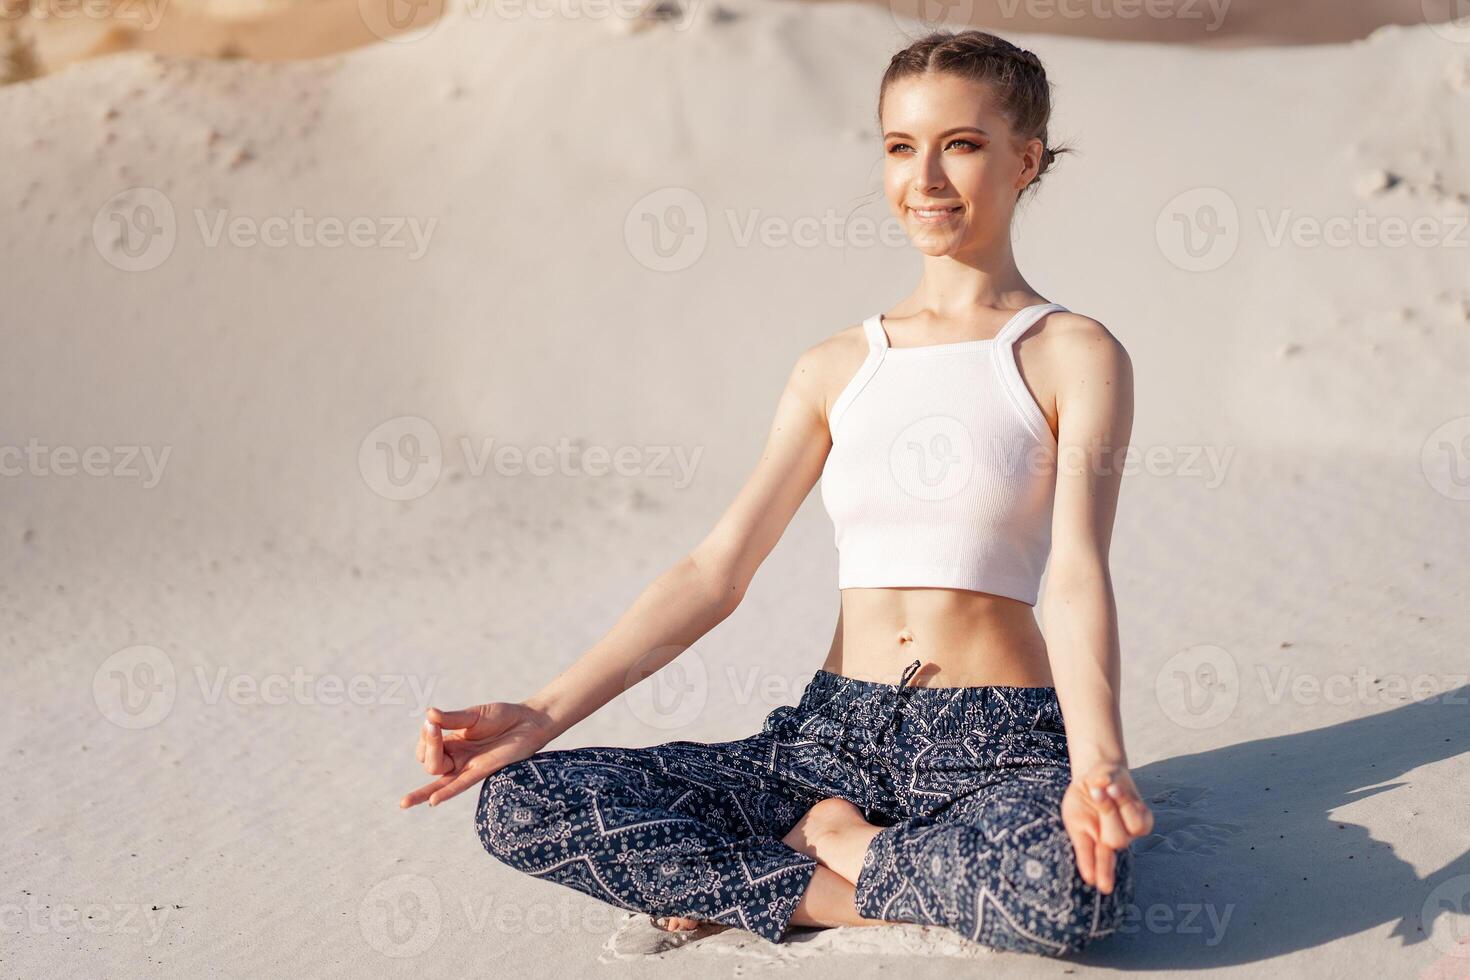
[3,3,1470,976]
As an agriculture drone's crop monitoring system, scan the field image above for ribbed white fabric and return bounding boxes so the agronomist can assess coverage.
[819,304,1066,605]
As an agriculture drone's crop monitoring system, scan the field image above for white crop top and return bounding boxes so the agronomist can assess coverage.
[819,303,1065,605]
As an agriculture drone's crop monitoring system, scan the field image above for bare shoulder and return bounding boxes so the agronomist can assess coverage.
[786,320,872,425]
[1033,309,1133,382]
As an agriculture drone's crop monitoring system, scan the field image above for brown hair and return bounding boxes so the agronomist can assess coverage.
[877,30,1071,198]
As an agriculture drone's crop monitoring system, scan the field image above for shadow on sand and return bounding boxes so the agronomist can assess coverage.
[1077,685,1470,969]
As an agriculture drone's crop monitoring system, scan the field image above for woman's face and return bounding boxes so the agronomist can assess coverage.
[881,72,1040,256]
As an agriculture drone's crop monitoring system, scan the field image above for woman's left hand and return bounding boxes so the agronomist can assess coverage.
[1060,762,1154,894]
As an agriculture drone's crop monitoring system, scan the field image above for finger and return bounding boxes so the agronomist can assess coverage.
[1086,774,1121,814]
[428,705,484,732]
[416,721,426,764]
[423,719,448,775]
[426,765,490,807]
[1098,799,1132,850]
[1094,842,1116,894]
[1119,796,1154,838]
[400,773,456,809]
[427,744,528,807]
[1071,826,1097,886]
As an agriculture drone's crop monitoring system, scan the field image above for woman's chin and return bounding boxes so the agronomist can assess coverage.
[907,233,963,256]
[901,220,968,254]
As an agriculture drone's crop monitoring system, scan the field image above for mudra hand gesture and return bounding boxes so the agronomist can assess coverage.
[1061,762,1154,894]
[399,703,556,809]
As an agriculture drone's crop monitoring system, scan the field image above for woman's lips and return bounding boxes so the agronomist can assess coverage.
[908,205,962,224]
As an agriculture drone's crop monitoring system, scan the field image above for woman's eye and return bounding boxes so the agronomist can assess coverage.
[886,139,980,154]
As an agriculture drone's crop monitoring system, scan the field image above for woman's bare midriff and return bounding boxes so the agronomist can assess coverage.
[821,587,1054,688]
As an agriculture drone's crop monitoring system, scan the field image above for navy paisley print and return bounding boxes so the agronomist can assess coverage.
[475,668,1134,953]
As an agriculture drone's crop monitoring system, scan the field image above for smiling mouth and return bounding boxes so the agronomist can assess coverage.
[908,205,963,221]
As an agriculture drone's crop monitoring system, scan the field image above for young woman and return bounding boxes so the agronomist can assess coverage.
[400,29,1154,956]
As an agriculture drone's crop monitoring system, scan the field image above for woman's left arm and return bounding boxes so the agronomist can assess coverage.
[1034,313,1154,893]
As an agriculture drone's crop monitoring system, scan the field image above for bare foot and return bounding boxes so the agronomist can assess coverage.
[652,914,704,933]
[782,797,885,885]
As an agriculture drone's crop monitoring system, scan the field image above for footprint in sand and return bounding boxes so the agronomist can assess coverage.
[1138,814,1244,855]
[1139,785,1243,855]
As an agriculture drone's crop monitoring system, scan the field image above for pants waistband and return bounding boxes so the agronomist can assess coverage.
[797,666,1064,740]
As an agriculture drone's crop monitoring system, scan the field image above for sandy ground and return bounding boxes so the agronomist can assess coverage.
[3,2,1470,977]
[6,0,1470,83]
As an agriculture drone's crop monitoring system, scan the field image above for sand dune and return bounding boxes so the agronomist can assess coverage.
[5,0,1470,83]
[3,1,1469,976]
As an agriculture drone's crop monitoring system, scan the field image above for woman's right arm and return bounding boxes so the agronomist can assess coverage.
[400,341,838,809]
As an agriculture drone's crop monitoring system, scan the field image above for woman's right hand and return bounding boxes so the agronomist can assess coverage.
[399,702,556,810]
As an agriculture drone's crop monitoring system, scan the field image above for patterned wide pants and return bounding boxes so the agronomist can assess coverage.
[474,662,1135,954]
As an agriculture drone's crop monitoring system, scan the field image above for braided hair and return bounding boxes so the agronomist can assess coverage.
[877,30,1071,198]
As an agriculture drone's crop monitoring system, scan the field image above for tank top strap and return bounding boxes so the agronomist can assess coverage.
[861,314,890,352]
[994,303,1068,347]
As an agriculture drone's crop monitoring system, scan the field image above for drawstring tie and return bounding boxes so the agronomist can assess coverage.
[857,658,923,822]
[888,658,923,738]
